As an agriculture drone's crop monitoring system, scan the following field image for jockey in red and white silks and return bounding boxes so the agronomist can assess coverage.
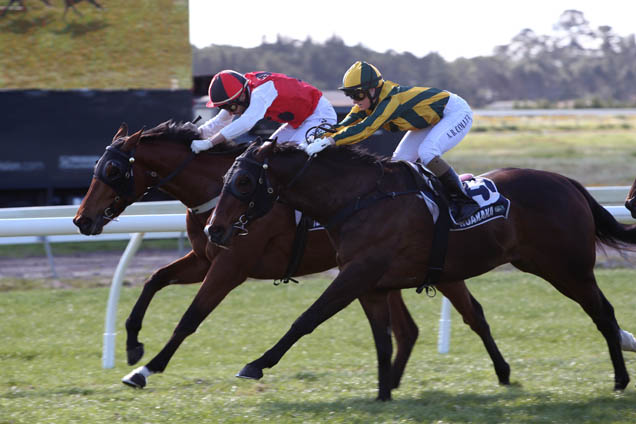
[192,71,336,153]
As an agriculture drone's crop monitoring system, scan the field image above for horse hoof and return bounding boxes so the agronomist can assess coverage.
[127,343,144,366]
[122,369,147,389]
[615,380,629,391]
[236,364,263,380]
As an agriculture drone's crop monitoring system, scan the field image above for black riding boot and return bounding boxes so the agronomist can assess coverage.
[438,168,480,221]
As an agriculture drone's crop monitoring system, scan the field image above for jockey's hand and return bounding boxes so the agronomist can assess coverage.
[304,137,335,156]
[183,122,201,135]
[191,139,213,154]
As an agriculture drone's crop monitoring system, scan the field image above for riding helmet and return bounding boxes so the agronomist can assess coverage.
[339,61,384,91]
[206,70,249,107]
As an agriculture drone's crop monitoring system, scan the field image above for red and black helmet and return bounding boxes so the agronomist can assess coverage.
[206,70,249,108]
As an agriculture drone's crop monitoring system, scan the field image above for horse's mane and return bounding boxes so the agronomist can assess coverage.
[139,120,240,152]
[273,142,389,167]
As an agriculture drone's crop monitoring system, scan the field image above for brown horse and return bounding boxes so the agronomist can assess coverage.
[73,121,510,390]
[207,139,636,400]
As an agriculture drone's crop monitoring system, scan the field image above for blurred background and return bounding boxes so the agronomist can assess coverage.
[1,0,635,207]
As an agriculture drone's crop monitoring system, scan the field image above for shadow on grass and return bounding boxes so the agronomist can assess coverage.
[53,18,108,37]
[260,388,636,423]
[0,13,55,33]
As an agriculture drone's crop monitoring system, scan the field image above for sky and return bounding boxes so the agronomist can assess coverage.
[189,0,635,61]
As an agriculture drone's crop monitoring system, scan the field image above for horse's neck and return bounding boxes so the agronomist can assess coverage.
[138,145,231,209]
[277,157,380,222]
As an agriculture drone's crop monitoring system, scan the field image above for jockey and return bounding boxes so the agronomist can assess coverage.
[304,61,478,218]
[191,70,337,153]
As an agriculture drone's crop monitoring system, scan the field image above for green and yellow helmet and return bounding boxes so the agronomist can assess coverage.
[339,61,383,91]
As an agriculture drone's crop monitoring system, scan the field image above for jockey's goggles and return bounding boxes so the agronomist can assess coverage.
[219,102,240,113]
[344,90,367,101]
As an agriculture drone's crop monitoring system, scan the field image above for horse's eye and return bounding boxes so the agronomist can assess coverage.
[105,161,122,179]
[237,176,250,187]
[236,175,252,192]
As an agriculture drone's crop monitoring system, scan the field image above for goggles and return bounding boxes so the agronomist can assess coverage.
[219,102,240,113]
[344,90,367,101]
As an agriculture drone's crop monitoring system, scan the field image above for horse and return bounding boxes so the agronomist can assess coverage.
[73,121,511,390]
[206,139,636,401]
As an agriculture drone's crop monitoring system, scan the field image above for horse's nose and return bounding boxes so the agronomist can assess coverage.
[73,216,94,235]
[204,223,227,246]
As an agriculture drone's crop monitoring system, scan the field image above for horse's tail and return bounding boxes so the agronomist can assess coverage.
[569,178,636,250]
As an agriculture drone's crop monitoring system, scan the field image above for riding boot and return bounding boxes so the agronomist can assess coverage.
[437,167,480,221]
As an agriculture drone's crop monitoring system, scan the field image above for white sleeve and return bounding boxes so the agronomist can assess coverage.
[220,81,277,140]
[198,109,234,139]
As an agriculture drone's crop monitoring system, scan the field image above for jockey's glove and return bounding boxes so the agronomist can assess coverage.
[191,139,213,154]
[304,137,335,156]
[183,122,202,135]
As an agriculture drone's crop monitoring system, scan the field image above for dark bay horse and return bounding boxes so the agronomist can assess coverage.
[207,140,636,400]
[73,121,510,389]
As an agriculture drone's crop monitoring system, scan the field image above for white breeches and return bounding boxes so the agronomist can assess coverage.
[270,95,337,145]
[392,93,473,164]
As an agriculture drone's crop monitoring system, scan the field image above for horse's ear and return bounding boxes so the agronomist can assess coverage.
[113,122,128,141]
[122,127,144,151]
[256,138,277,159]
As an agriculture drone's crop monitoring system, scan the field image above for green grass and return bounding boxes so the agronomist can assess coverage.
[1,0,190,89]
[3,270,636,423]
[448,113,636,186]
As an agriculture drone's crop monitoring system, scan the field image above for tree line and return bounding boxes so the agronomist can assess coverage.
[192,10,636,108]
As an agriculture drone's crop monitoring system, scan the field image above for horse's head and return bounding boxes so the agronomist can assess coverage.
[73,123,146,235]
[205,139,280,247]
[626,177,636,219]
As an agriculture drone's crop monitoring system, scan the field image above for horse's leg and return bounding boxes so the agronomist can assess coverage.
[386,290,418,389]
[121,256,248,388]
[358,290,394,400]
[437,281,510,385]
[124,250,210,365]
[236,260,389,398]
[516,260,628,390]
[577,286,629,390]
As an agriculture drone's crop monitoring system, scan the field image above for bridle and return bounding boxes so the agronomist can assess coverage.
[93,139,197,221]
[222,148,277,235]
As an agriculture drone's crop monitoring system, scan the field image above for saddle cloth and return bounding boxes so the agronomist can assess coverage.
[405,162,510,231]
[295,210,323,230]
[447,176,510,231]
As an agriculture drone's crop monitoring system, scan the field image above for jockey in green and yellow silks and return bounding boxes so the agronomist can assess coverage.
[305,61,478,220]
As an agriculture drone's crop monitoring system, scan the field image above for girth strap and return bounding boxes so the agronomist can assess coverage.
[274,213,312,285]
[416,202,451,293]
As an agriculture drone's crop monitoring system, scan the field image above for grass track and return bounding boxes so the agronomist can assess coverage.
[2,270,636,423]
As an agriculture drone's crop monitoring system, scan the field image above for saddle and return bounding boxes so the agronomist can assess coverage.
[401,161,510,292]
[402,162,510,231]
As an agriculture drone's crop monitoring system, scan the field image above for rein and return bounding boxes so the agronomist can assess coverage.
[144,151,196,195]
[325,161,420,229]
